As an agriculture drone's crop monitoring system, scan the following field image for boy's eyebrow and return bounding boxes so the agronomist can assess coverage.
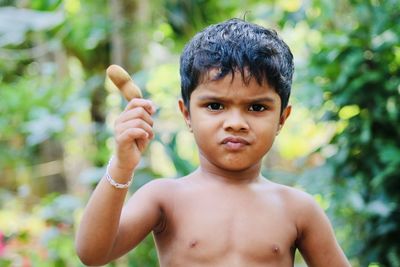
[197,95,276,103]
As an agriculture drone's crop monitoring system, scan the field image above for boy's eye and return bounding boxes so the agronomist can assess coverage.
[249,104,266,112]
[207,103,224,110]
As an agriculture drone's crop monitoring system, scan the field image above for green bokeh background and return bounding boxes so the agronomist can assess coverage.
[0,0,399,266]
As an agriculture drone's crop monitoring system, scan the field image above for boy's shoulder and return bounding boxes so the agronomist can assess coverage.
[137,177,181,194]
[134,176,189,199]
[138,172,205,192]
[265,180,323,216]
[268,180,329,234]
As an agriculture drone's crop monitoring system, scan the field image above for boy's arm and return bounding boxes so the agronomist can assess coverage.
[296,194,351,267]
[75,98,159,266]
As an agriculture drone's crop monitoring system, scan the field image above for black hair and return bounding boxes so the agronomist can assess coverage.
[179,18,294,113]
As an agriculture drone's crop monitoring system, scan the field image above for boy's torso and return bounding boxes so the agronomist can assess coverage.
[152,175,301,267]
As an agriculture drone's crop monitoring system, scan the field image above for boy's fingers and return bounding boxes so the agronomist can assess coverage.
[124,99,157,115]
[135,137,150,153]
[116,119,154,140]
[116,128,149,146]
[117,128,151,153]
[118,108,154,127]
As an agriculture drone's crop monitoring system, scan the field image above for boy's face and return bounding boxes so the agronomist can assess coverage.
[179,70,291,172]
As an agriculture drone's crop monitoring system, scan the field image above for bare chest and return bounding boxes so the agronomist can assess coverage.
[155,189,298,265]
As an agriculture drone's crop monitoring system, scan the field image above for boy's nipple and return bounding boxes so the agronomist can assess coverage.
[272,244,280,255]
[189,240,198,248]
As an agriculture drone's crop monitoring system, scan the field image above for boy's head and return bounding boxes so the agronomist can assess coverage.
[180,18,294,114]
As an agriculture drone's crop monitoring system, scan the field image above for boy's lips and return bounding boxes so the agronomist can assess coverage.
[221,136,250,150]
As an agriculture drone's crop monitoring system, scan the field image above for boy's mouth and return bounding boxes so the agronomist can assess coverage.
[221,136,250,150]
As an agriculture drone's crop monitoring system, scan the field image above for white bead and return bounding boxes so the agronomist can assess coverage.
[104,156,133,189]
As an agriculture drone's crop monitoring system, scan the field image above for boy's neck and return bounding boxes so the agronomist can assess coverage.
[196,155,263,185]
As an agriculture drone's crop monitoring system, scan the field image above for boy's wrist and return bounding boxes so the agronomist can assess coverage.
[111,155,136,174]
[106,156,135,188]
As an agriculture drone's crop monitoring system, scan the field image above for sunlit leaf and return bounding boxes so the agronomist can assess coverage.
[0,7,64,47]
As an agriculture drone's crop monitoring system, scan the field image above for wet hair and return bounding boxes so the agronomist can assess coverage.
[180,18,294,113]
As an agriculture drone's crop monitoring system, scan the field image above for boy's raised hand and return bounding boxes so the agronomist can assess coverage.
[114,98,155,170]
[107,65,156,171]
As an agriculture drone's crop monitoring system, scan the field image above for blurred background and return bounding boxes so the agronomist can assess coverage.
[0,0,399,266]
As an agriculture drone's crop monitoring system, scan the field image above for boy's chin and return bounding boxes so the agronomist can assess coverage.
[212,160,261,173]
[199,151,263,174]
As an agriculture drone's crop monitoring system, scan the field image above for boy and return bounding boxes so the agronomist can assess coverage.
[76,18,350,266]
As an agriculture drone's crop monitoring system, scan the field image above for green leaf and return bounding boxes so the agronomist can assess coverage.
[0,7,64,47]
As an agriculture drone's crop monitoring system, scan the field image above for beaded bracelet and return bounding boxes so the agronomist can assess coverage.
[105,156,133,189]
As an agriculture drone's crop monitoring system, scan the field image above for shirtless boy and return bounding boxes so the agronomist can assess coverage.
[76,18,350,266]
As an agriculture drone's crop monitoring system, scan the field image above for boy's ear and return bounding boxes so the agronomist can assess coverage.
[276,105,291,135]
[178,99,192,131]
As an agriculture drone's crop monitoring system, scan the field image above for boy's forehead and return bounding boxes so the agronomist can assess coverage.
[196,71,278,98]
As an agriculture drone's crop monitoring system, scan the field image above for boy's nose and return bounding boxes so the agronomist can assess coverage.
[223,110,249,132]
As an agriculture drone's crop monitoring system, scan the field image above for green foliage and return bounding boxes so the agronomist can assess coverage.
[0,193,84,266]
[1,0,399,266]
[0,6,64,47]
[301,1,400,266]
[127,235,159,267]
[0,70,79,170]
